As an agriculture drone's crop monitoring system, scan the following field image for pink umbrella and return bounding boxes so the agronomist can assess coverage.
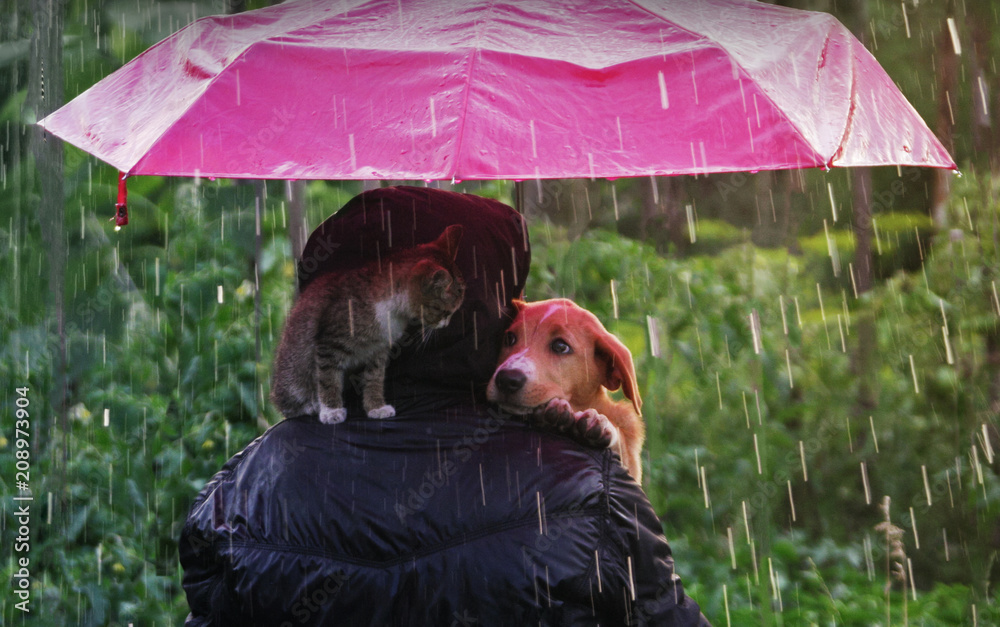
[40,0,954,185]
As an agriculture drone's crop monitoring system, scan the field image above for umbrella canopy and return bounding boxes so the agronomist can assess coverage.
[40,0,955,181]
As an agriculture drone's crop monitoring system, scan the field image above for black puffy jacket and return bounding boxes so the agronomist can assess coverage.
[179,187,708,626]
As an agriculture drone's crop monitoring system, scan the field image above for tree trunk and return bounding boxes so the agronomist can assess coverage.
[930,18,958,230]
[843,0,879,454]
[286,180,307,277]
[27,0,66,467]
[966,4,993,166]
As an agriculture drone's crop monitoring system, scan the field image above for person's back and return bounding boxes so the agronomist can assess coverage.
[180,186,708,626]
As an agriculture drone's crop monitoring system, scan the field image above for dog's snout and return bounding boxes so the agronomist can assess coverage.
[494,369,527,394]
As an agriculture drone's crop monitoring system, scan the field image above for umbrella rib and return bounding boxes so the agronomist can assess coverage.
[826,28,857,168]
[449,0,496,181]
[133,4,374,177]
[623,0,831,168]
[128,17,271,177]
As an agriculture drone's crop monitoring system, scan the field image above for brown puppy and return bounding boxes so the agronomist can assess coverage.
[487,298,645,483]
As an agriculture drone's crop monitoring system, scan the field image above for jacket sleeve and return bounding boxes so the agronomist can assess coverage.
[601,459,711,627]
[178,432,268,626]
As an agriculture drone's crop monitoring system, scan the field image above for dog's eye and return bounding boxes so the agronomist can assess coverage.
[550,338,572,355]
[504,331,517,347]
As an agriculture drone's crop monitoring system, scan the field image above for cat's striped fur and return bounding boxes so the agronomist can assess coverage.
[271,225,465,423]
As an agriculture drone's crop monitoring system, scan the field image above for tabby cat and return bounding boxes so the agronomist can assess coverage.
[271,225,465,424]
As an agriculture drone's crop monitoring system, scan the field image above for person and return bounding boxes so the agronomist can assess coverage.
[179,185,709,626]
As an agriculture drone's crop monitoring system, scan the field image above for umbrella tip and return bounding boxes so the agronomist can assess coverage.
[111,172,129,230]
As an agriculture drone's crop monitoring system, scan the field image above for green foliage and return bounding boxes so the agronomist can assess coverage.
[525,213,1000,624]
[3,0,999,624]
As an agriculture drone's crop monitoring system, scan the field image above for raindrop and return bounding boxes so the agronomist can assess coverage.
[869,416,879,453]
[910,506,920,549]
[753,432,762,474]
[861,462,871,505]
[836,315,846,352]
[974,441,986,492]
[715,372,722,409]
[748,309,762,355]
[946,17,962,55]
[429,97,437,137]
[626,556,636,601]
[983,424,996,464]
[921,465,932,506]
[768,558,782,609]
[942,326,954,364]
[727,528,736,569]
[646,315,661,358]
[823,220,841,277]
[779,295,788,335]
[742,501,751,544]
[742,392,750,429]
[863,533,875,580]
[787,481,796,522]
[908,558,917,601]
[701,466,710,509]
[530,119,537,158]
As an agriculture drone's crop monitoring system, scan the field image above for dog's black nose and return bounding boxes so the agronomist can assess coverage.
[494,369,526,394]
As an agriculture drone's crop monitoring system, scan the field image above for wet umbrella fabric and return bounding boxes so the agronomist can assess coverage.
[40,0,954,181]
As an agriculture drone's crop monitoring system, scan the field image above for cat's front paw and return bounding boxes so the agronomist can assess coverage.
[319,406,347,424]
[367,404,396,419]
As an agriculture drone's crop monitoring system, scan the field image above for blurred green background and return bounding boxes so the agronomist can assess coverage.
[1,0,998,624]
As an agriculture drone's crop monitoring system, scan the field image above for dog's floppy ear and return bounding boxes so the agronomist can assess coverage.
[594,330,643,416]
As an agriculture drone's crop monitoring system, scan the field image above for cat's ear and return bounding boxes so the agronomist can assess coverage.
[434,224,464,261]
[429,268,451,286]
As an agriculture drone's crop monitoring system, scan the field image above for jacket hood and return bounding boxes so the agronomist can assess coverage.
[296,185,530,406]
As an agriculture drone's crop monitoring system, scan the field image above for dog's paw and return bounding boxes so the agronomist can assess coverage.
[571,408,618,449]
[533,399,617,449]
[367,404,396,419]
[319,406,347,425]
[535,398,576,431]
